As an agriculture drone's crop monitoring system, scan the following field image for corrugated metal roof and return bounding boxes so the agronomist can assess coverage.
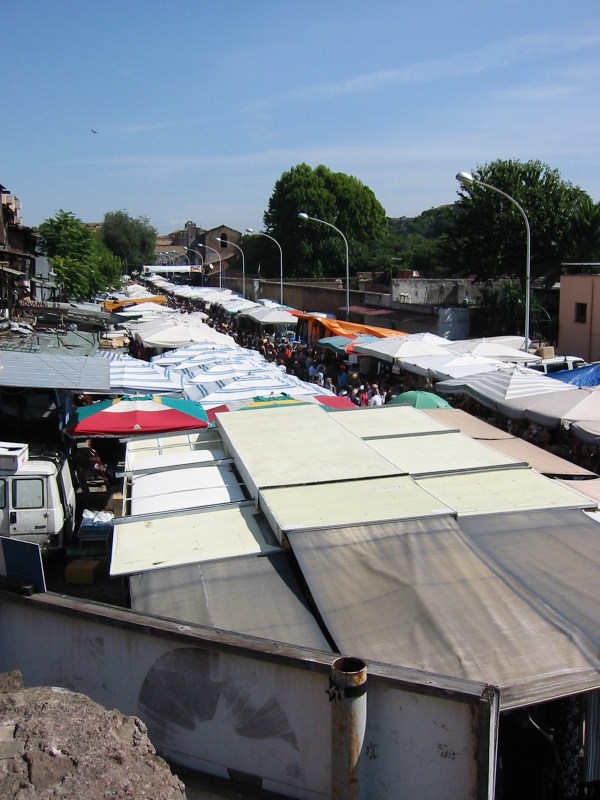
[0,350,109,391]
[128,552,333,652]
[288,509,600,706]
[111,503,279,575]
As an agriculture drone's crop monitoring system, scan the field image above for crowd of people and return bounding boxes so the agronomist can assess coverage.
[131,280,600,475]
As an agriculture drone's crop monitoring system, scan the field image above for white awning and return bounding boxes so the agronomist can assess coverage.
[111,503,279,575]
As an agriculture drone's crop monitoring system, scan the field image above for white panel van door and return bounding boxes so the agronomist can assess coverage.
[9,477,48,542]
[0,478,7,536]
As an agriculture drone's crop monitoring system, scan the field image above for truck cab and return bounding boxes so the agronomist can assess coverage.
[0,443,76,554]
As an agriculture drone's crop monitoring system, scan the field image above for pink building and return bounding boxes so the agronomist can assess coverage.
[558,274,600,361]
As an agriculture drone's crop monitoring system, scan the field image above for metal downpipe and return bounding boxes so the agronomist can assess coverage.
[329,656,368,800]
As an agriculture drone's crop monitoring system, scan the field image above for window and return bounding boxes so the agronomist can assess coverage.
[12,478,44,509]
[575,303,588,323]
[0,479,5,508]
[219,233,228,248]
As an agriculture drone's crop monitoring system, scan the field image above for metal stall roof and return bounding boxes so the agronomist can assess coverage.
[216,404,399,497]
[111,503,279,575]
[127,461,245,516]
[129,552,333,652]
[415,467,596,516]
[329,404,451,438]
[125,429,224,470]
[423,408,595,477]
[0,350,110,392]
[287,509,600,707]
[363,430,521,476]
[260,476,452,539]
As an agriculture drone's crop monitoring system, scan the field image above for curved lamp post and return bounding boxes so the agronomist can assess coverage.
[298,212,350,321]
[246,228,283,305]
[216,237,246,298]
[455,171,531,350]
[194,243,223,289]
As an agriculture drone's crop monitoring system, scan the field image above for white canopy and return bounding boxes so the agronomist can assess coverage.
[352,337,449,363]
[95,353,184,395]
[240,306,298,325]
[436,364,573,414]
[445,338,540,363]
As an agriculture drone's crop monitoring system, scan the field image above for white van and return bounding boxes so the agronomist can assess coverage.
[528,355,585,375]
[0,445,76,554]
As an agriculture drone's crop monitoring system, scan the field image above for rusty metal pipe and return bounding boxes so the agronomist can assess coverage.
[330,656,368,800]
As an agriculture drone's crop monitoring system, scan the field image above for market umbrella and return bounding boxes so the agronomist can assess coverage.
[141,324,235,349]
[516,386,600,428]
[399,353,504,380]
[445,339,540,364]
[352,337,449,363]
[95,353,184,395]
[436,365,573,414]
[388,390,452,409]
[317,334,380,355]
[151,342,244,367]
[65,394,209,436]
[239,306,298,325]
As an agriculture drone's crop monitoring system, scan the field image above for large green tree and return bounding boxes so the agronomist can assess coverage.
[564,197,600,266]
[260,163,388,279]
[449,159,590,286]
[100,210,157,272]
[38,210,122,300]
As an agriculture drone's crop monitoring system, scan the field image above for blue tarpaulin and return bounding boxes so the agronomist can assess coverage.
[552,363,600,387]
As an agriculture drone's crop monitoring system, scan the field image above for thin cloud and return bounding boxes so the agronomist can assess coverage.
[492,84,581,101]
[246,27,600,111]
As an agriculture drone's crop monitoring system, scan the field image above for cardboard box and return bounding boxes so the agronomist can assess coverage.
[535,346,555,359]
[0,443,28,472]
[65,560,102,585]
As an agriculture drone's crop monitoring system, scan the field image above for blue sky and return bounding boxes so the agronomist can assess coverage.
[5,1,600,235]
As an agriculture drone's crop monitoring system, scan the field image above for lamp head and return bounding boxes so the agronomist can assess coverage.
[245,228,255,233]
[297,212,309,221]
[456,171,474,186]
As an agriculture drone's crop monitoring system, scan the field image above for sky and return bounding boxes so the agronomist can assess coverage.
[4,1,600,236]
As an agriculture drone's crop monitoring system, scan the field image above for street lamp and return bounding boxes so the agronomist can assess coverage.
[194,243,223,289]
[216,237,246,298]
[455,171,531,350]
[246,228,283,305]
[297,212,350,321]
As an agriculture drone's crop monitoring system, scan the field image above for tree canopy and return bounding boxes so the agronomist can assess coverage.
[259,163,388,279]
[100,210,157,272]
[38,210,122,300]
[448,159,590,286]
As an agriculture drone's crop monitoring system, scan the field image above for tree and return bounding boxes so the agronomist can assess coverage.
[100,210,157,272]
[564,197,600,266]
[38,210,122,300]
[262,163,388,279]
[448,159,590,286]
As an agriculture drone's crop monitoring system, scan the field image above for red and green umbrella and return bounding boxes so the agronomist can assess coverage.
[66,394,209,436]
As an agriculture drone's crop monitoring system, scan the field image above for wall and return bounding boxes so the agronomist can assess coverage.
[0,591,496,800]
[558,275,600,361]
